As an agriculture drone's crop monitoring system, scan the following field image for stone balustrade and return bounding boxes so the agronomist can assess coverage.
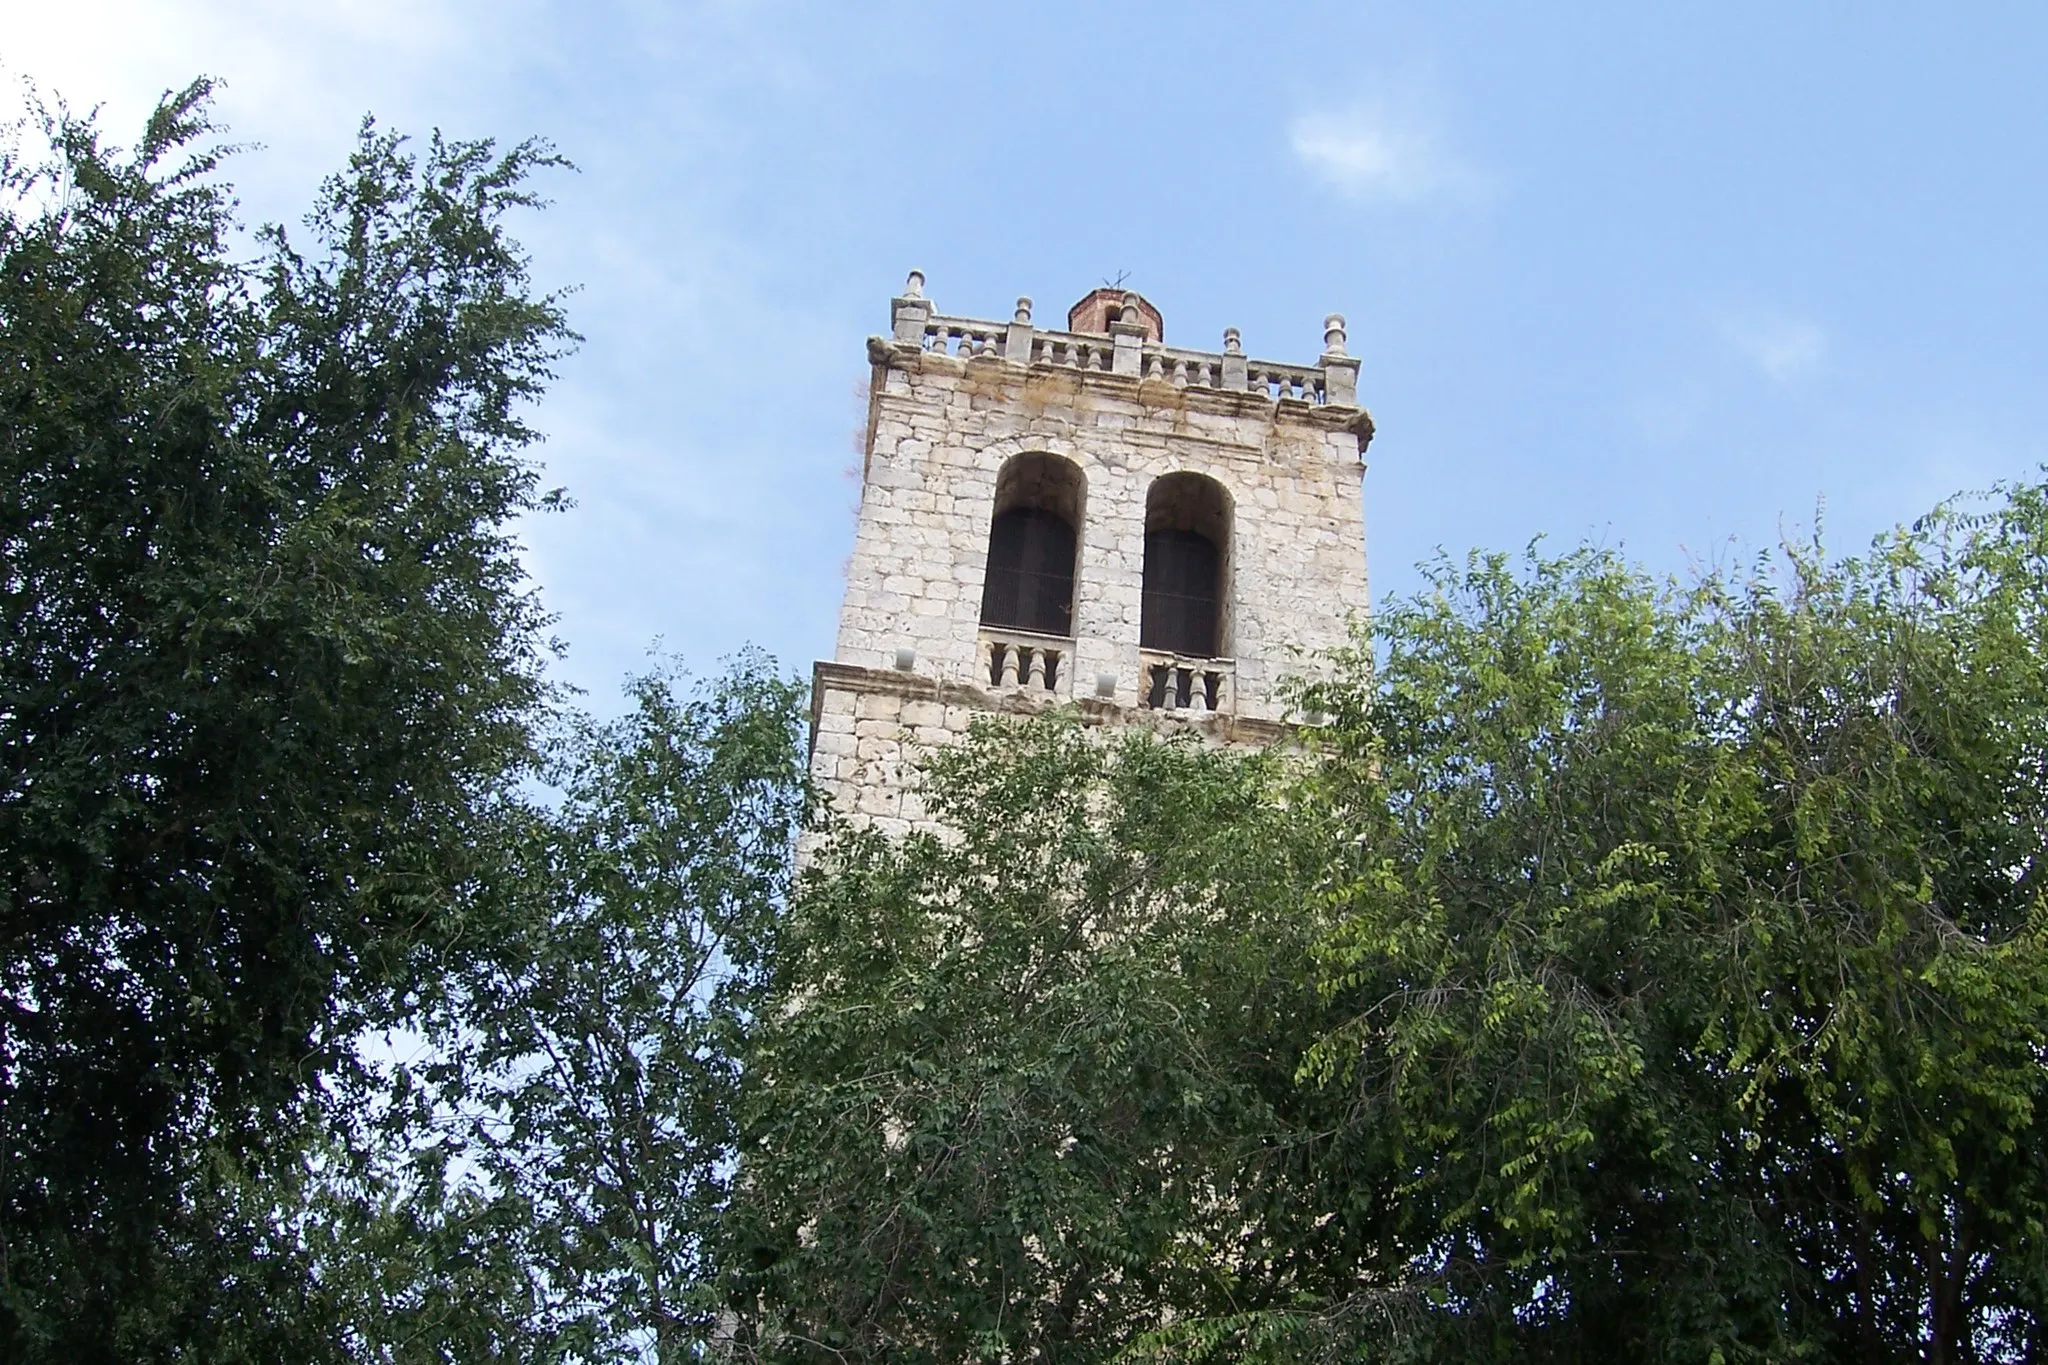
[887,276,1360,408]
[980,627,1072,697]
[1025,330,1117,372]
[921,316,1012,360]
[1139,650,1234,715]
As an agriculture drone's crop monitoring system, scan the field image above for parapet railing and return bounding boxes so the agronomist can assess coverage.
[979,626,1073,698]
[1139,650,1234,715]
[888,278,1359,408]
[922,316,1019,361]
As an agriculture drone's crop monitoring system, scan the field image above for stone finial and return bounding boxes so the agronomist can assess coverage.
[1321,312,1360,406]
[892,272,934,344]
[1221,327,1249,390]
[1107,290,1150,377]
[1005,297,1036,363]
[1323,313,1348,356]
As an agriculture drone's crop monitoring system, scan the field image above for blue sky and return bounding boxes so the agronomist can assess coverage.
[15,2,2048,707]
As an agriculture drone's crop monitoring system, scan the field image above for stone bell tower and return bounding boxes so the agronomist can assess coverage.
[810,273,1374,835]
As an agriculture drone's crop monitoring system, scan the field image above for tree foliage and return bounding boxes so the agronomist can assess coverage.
[430,658,805,1362]
[1283,498,2048,1362]
[737,481,2048,1364]
[294,659,809,1365]
[728,716,1360,1362]
[0,82,570,1358]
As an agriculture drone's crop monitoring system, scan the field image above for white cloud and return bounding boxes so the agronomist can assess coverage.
[1289,103,1485,205]
[1718,311,1828,383]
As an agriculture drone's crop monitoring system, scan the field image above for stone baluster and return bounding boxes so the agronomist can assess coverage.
[1171,357,1190,388]
[1026,649,1046,689]
[1006,297,1035,364]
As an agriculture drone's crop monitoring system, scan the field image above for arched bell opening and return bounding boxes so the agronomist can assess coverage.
[1140,472,1231,660]
[979,452,1085,640]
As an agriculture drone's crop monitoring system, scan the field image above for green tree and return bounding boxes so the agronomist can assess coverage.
[726,716,1378,1362]
[0,82,571,1359]
[291,658,807,1365]
[737,480,2048,1364]
[1286,497,2048,1361]
[429,658,807,1363]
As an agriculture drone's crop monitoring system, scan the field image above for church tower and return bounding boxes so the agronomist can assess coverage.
[811,273,1374,834]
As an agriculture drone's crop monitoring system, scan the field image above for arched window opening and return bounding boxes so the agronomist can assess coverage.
[980,453,1084,639]
[1141,472,1230,659]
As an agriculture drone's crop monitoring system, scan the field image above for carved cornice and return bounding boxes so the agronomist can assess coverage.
[866,336,1375,444]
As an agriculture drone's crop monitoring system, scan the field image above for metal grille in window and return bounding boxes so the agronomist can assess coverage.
[1141,529,1221,657]
[980,507,1076,637]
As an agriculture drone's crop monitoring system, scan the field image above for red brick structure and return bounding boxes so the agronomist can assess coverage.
[1066,287,1164,342]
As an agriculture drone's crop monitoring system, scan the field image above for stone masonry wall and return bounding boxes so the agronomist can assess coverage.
[811,283,1373,837]
[808,661,1292,842]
